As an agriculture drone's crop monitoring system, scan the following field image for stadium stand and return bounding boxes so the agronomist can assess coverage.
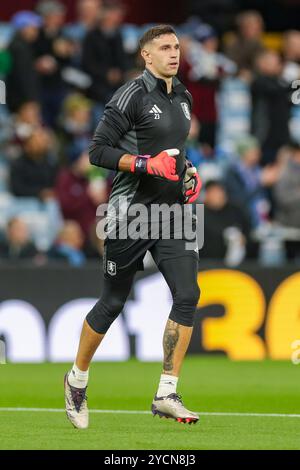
[1,0,300,265]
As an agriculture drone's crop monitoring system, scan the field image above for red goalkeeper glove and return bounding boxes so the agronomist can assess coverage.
[130,148,179,182]
[183,163,202,204]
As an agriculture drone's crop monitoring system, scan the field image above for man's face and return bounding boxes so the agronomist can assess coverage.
[18,101,41,124]
[101,6,125,30]
[256,51,281,76]
[78,0,102,21]
[205,185,227,209]
[8,219,29,246]
[44,12,65,30]
[243,147,261,167]
[24,130,50,159]
[240,15,263,40]
[142,33,180,78]
[22,25,40,42]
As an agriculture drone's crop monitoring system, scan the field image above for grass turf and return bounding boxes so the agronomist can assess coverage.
[0,357,299,450]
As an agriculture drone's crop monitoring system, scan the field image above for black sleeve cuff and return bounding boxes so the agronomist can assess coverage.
[89,144,126,171]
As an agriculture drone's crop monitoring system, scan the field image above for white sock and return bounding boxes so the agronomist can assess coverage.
[157,374,178,397]
[68,363,89,389]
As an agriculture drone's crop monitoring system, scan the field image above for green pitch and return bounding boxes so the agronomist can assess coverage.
[0,357,299,450]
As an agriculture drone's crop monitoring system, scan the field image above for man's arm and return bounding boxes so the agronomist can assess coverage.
[118,154,135,172]
[89,83,179,181]
[89,91,139,171]
[274,174,300,207]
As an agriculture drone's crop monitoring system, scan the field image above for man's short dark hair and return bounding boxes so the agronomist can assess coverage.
[204,180,226,192]
[139,24,177,50]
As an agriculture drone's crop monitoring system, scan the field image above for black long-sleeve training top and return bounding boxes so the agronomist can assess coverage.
[89,68,193,218]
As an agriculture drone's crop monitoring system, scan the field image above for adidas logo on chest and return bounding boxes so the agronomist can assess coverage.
[149,105,163,119]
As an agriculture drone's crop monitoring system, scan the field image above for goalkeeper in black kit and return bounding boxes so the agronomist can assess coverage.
[64,24,202,428]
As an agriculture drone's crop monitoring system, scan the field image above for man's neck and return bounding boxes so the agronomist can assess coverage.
[146,67,173,94]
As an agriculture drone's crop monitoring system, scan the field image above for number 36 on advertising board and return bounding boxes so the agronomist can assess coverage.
[198,270,300,360]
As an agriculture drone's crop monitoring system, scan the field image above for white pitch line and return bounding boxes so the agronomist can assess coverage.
[0,408,300,418]
[0,408,148,415]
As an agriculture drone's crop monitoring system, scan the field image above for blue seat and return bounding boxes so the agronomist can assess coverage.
[0,195,63,251]
[0,23,14,49]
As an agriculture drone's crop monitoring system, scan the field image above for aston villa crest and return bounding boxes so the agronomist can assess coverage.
[107,260,117,276]
[181,102,191,120]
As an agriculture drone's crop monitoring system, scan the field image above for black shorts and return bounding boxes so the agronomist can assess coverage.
[103,217,199,280]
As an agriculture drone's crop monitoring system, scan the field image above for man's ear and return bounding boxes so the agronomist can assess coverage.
[141,47,152,65]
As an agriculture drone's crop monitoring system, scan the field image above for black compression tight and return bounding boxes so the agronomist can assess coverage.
[86,255,200,334]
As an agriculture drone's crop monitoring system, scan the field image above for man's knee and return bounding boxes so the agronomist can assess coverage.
[169,282,201,327]
[86,275,133,334]
[86,296,126,334]
[174,283,201,308]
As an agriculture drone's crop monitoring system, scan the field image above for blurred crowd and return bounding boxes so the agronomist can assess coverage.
[1,0,300,266]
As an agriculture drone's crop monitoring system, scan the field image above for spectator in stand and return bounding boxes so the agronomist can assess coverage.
[274,142,300,261]
[283,30,300,64]
[0,217,38,261]
[251,50,291,165]
[34,0,75,128]
[84,221,105,259]
[82,0,128,109]
[14,101,42,138]
[48,220,86,266]
[63,0,103,69]
[0,107,13,154]
[58,93,93,161]
[10,128,57,200]
[7,101,43,160]
[55,141,108,239]
[64,0,103,44]
[6,11,42,112]
[274,141,300,229]
[185,115,202,167]
[180,24,236,149]
[225,10,265,72]
[184,1,236,36]
[225,136,279,227]
[201,180,251,264]
[282,30,300,83]
[0,44,12,79]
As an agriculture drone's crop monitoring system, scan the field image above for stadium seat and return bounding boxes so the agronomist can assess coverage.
[0,195,63,251]
[218,77,251,148]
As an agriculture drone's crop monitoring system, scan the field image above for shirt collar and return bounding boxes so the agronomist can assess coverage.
[142,68,185,95]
